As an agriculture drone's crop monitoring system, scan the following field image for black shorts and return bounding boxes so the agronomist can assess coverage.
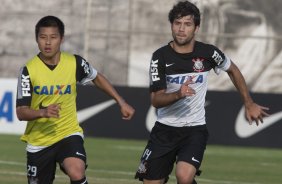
[135,122,209,182]
[26,135,87,184]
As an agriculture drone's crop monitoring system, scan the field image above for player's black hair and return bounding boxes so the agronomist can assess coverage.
[168,1,200,26]
[35,15,65,39]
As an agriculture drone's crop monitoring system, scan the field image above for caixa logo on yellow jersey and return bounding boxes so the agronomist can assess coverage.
[33,85,71,95]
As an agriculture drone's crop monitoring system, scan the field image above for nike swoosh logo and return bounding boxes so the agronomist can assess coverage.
[235,107,282,138]
[77,100,116,124]
[192,157,200,163]
[39,102,47,109]
[76,152,86,157]
[165,63,174,67]
[39,102,62,109]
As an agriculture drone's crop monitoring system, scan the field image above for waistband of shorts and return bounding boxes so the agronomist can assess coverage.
[155,121,207,129]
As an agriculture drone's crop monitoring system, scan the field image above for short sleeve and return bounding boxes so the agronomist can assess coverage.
[208,45,231,74]
[75,55,98,84]
[16,66,32,107]
[149,50,167,92]
[213,54,231,75]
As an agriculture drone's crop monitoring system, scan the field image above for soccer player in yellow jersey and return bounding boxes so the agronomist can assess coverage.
[16,15,135,184]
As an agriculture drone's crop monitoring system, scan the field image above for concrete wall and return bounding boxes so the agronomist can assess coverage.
[0,0,281,93]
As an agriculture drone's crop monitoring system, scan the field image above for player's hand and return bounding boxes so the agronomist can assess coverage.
[245,103,270,126]
[120,102,135,120]
[178,78,195,98]
[40,103,61,118]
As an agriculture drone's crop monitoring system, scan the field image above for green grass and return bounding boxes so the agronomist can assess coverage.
[0,134,282,184]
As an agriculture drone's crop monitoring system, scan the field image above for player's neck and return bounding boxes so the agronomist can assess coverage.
[39,52,61,66]
[171,40,195,54]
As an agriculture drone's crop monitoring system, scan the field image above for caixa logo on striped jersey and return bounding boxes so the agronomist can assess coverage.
[0,91,13,122]
[166,74,204,84]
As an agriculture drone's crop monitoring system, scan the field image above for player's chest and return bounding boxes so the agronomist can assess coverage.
[164,55,214,75]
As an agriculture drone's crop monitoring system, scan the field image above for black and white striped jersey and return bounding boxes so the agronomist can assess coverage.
[149,41,231,127]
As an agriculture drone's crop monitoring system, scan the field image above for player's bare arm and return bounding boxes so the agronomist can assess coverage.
[151,79,195,108]
[16,104,61,121]
[92,72,135,120]
[226,61,270,125]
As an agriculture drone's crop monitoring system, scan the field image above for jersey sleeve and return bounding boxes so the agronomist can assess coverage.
[75,55,98,84]
[16,66,32,107]
[149,49,167,92]
[208,45,231,74]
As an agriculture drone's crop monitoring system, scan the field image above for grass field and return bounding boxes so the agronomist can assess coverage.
[0,134,282,184]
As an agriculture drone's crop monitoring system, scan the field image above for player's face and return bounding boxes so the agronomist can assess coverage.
[171,15,199,46]
[36,27,63,59]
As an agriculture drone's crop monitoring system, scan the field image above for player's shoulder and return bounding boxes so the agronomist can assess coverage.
[73,54,85,61]
[25,54,40,68]
[195,41,217,51]
[194,41,224,56]
[152,42,172,57]
[61,51,73,56]
[60,51,78,61]
[154,42,171,52]
[61,52,88,67]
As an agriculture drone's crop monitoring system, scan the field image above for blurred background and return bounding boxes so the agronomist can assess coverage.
[0,0,281,92]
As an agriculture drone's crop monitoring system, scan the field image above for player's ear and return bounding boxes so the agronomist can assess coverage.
[194,25,200,34]
[61,36,65,43]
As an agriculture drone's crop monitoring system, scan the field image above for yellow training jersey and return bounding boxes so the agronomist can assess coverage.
[20,52,83,146]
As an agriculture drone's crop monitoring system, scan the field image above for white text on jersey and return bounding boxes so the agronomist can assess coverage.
[212,50,224,65]
[150,59,160,81]
[21,74,31,96]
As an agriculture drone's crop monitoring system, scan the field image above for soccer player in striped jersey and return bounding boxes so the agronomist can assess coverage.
[135,1,269,184]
